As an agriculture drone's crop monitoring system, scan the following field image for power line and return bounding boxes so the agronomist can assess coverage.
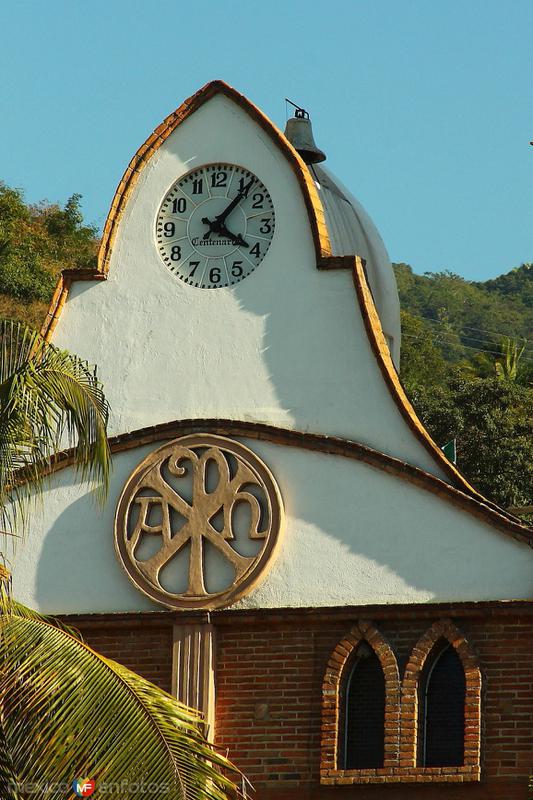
[402,333,533,363]
[422,328,532,353]
[405,326,533,358]
[409,312,532,346]
[406,314,533,357]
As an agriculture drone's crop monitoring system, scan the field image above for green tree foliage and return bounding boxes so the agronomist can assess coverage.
[0,320,110,529]
[494,337,527,383]
[399,310,449,387]
[482,263,533,308]
[0,600,240,800]
[394,262,533,378]
[0,183,99,327]
[396,263,533,513]
[407,374,533,509]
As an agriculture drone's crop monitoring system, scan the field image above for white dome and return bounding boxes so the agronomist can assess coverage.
[308,163,401,369]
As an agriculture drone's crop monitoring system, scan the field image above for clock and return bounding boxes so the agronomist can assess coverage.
[155,163,275,288]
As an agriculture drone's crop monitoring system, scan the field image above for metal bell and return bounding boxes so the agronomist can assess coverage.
[284,105,326,164]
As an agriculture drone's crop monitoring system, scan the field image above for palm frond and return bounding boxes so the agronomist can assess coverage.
[0,319,110,533]
[0,715,20,800]
[0,602,240,800]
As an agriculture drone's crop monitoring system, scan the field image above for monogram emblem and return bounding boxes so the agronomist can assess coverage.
[115,434,283,609]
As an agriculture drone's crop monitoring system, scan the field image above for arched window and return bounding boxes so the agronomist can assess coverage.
[343,641,385,769]
[400,619,481,779]
[321,621,400,781]
[419,640,466,767]
[321,619,480,785]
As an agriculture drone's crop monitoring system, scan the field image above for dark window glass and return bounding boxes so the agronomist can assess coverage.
[344,642,385,769]
[421,643,465,767]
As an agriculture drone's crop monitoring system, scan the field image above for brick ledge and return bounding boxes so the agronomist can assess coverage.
[320,764,480,784]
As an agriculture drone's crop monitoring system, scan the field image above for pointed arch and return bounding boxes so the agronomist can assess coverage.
[98,79,332,277]
[40,79,333,343]
[320,620,400,779]
[400,619,481,776]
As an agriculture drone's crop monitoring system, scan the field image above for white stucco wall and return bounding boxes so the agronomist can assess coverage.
[312,163,402,369]
[14,440,532,615]
[52,92,447,479]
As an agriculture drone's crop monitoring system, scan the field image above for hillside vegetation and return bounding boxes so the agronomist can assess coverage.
[395,263,532,512]
[0,181,98,328]
[395,262,533,384]
[0,182,530,514]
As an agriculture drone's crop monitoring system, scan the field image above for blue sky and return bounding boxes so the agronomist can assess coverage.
[1,0,531,280]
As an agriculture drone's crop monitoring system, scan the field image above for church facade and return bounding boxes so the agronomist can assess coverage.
[17,81,533,798]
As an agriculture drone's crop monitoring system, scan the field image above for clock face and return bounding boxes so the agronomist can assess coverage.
[155,163,275,288]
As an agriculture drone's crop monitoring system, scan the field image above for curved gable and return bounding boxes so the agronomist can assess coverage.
[40,80,524,513]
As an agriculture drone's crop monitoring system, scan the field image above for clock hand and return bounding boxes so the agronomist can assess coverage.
[217,223,249,248]
[201,217,214,240]
[201,217,249,248]
[215,177,255,224]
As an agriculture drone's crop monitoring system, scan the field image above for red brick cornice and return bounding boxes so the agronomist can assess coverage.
[59,599,533,628]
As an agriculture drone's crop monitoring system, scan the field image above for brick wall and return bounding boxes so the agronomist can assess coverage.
[80,622,173,694]
[215,609,533,800]
[71,605,532,800]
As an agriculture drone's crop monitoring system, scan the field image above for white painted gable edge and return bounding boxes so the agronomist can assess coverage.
[39,79,529,533]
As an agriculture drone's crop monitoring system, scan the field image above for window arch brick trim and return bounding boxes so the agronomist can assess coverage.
[320,621,400,782]
[401,618,481,779]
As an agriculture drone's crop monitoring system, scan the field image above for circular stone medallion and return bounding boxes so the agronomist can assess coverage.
[114,434,284,610]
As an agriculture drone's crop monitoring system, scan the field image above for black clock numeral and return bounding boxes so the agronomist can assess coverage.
[211,171,227,188]
[158,167,272,287]
[172,198,187,214]
[259,218,273,234]
[252,193,264,209]
[238,177,252,196]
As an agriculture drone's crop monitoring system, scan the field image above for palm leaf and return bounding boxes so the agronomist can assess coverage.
[0,715,20,800]
[0,319,110,533]
[0,600,240,800]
